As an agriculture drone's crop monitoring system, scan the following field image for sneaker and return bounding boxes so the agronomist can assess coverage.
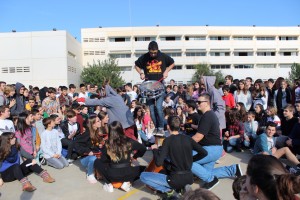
[202,177,219,190]
[155,129,165,137]
[235,164,243,177]
[87,174,97,184]
[103,183,114,192]
[120,181,131,192]
[67,159,74,163]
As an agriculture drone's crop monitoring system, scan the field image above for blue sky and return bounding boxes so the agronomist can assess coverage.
[1,0,299,41]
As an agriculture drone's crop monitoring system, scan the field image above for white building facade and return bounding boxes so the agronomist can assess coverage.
[0,31,82,87]
[81,26,300,84]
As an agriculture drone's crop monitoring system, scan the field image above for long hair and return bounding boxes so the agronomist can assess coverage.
[98,111,108,134]
[133,106,143,123]
[237,79,248,95]
[247,155,300,200]
[16,111,31,137]
[106,121,131,162]
[237,102,248,122]
[0,132,19,161]
[87,115,104,147]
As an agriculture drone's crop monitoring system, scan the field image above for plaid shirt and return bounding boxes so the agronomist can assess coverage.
[228,120,245,140]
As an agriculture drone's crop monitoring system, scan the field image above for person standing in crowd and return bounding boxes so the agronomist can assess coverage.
[234,79,252,111]
[125,83,138,103]
[85,82,136,140]
[245,77,254,93]
[266,78,276,107]
[274,79,292,119]
[42,87,61,117]
[224,75,237,94]
[192,94,242,190]
[10,82,26,116]
[2,85,16,109]
[68,84,77,102]
[58,86,72,107]
[135,41,175,135]
[251,80,268,111]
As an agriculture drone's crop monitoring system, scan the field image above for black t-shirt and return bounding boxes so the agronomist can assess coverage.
[197,110,221,146]
[135,51,174,81]
[281,117,298,136]
[186,112,200,135]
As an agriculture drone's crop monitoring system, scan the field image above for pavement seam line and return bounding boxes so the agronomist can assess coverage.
[117,185,146,200]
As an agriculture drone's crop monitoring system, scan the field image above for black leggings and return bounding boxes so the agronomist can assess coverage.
[0,159,43,182]
[61,138,74,159]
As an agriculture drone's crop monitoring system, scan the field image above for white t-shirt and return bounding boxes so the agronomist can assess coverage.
[0,119,15,135]
[127,91,138,102]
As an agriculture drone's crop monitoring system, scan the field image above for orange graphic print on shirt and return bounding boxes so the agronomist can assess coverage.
[146,60,162,73]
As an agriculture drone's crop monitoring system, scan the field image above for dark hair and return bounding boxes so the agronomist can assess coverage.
[42,116,55,128]
[125,83,132,88]
[247,155,300,200]
[106,121,131,162]
[16,112,31,137]
[66,110,76,119]
[186,100,197,110]
[268,78,275,83]
[232,175,246,200]
[148,41,158,50]
[167,116,181,131]
[48,87,56,94]
[0,132,19,161]
[225,75,233,82]
[98,111,109,134]
[237,102,247,122]
[87,115,104,147]
[31,108,39,116]
[79,83,85,88]
[199,93,211,104]
[69,84,76,89]
[222,85,230,92]
[133,106,143,122]
[182,188,220,200]
[61,86,68,91]
[0,105,9,115]
[246,77,252,82]
[266,121,277,129]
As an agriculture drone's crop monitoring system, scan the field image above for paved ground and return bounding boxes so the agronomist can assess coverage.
[0,150,253,200]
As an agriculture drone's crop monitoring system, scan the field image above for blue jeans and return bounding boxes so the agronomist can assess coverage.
[192,145,237,182]
[227,138,242,152]
[80,155,97,175]
[147,93,165,129]
[140,172,172,193]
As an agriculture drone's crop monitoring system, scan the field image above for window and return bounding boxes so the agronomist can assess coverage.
[68,66,77,73]
[210,36,229,40]
[279,52,298,56]
[210,52,230,56]
[166,52,182,57]
[234,64,254,69]
[110,54,131,58]
[233,36,253,40]
[160,36,181,41]
[185,36,206,40]
[100,37,105,42]
[256,37,275,40]
[186,52,206,56]
[234,52,253,56]
[279,64,292,68]
[186,65,195,69]
[1,66,30,73]
[119,66,132,71]
[210,65,231,69]
[172,65,182,70]
[257,52,275,56]
[256,64,276,68]
[279,36,297,40]
[95,51,105,55]
[135,37,156,41]
[109,37,130,42]
[83,38,88,42]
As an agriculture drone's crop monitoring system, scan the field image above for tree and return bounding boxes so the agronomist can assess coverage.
[192,63,224,85]
[288,63,300,82]
[81,58,125,88]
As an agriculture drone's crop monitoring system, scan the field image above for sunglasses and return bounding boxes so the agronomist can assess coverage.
[196,100,208,105]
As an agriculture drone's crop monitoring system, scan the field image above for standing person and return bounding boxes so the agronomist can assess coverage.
[135,41,175,135]
[93,121,146,192]
[40,116,69,169]
[222,85,235,109]
[224,75,237,94]
[3,85,16,109]
[85,82,137,140]
[125,83,138,103]
[42,87,61,116]
[0,81,6,105]
[191,94,242,190]
[266,78,276,107]
[10,82,26,116]
[0,132,55,192]
[140,116,207,197]
[58,86,72,107]
[68,84,77,103]
[234,79,252,111]
[274,79,292,119]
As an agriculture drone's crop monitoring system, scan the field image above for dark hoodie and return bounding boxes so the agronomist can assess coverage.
[202,76,226,130]
[10,82,25,115]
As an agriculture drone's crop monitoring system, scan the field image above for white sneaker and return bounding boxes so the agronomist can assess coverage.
[103,183,114,192]
[67,159,74,163]
[120,182,131,192]
[87,174,97,184]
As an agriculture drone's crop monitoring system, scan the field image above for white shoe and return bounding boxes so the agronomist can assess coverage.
[103,183,114,192]
[67,159,74,163]
[120,182,131,192]
[87,174,97,184]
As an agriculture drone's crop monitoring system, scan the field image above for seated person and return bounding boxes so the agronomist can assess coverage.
[253,122,300,174]
[243,111,258,148]
[140,116,207,198]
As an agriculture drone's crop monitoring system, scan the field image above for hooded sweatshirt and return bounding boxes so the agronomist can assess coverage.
[202,76,226,130]
[10,82,25,115]
[86,85,134,129]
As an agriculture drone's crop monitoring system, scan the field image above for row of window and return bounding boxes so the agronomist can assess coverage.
[1,66,30,73]
[84,36,299,42]
[84,51,299,58]
[118,64,292,71]
[67,66,77,73]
